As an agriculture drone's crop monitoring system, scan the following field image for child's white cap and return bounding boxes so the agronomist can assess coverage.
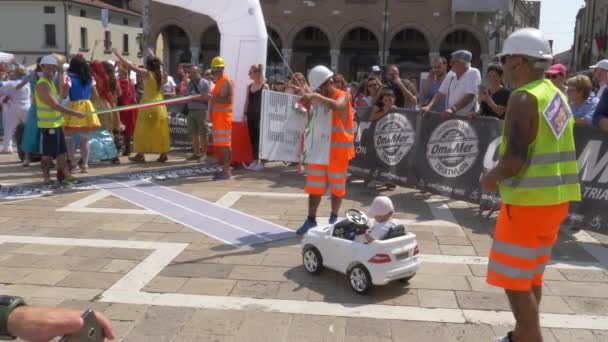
[369,196,394,217]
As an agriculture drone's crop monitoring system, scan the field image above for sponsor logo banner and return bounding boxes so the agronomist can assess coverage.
[350,108,418,187]
[351,109,608,232]
[415,115,501,202]
[168,110,191,149]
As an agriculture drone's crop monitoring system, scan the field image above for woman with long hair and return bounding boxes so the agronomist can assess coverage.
[117,62,138,156]
[285,72,308,96]
[243,64,269,171]
[64,55,102,172]
[363,77,381,108]
[112,48,169,163]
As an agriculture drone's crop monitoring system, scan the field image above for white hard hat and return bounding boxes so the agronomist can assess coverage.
[368,196,394,217]
[40,55,58,66]
[308,65,333,90]
[497,28,553,61]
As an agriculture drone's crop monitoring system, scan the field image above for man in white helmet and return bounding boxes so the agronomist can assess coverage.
[481,29,581,342]
[35,55,85,184]
[296,65,355,235]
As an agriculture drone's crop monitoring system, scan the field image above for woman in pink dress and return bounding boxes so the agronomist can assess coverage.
[117,63,138,156]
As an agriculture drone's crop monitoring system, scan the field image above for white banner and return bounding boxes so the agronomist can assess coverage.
[260,90,307,163]
[260,90,332,165]
[302,102,332,165]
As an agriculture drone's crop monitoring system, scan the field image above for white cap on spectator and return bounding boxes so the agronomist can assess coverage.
[590,60,608,70]
[371,65,381,72]
[40,55,58,66]
[368,196,394,217]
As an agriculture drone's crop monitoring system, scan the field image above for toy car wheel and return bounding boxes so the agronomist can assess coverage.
[348,265,371,294]
[303,247,323,275]
[398,273,416,284]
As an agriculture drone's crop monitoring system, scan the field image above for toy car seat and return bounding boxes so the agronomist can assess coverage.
[380,224,406,240]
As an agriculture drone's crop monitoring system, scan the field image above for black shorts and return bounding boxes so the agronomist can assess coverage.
[40,127,67,158]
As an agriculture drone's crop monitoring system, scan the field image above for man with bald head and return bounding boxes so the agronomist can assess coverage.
[186,65,211,162]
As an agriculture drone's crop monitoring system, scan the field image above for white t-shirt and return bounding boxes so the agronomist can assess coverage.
[355,219,401,243]
[438,68,481,116]
[0,80,31,111]
[163,75,176,94]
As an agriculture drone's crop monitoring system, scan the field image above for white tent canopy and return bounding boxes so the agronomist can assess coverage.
[153,0,268,122]
[0,52,15,64]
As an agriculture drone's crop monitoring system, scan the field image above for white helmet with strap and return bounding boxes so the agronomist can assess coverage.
[497,28,553,61]
[308,65,333,90]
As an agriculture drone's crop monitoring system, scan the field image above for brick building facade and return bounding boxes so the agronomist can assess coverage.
[145,0,540,81]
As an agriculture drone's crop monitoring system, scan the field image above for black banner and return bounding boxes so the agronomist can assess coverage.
[351,109,608,232]
[415,115,503,203]
[572,126,608,231]
[350,109,418,187]
[168,111,191,149]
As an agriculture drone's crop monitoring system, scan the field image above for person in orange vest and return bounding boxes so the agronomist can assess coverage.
[296,65,355,235]
[207,56,234,180]
[482,28,581,342]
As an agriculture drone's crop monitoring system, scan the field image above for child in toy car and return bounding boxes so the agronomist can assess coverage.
[355,196,402,243]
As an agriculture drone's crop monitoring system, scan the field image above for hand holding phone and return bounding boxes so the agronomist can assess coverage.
[59,310,105,342]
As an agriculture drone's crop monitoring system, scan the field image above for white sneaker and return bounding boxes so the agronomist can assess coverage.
[242,162,252,170]
[252,161,264,171]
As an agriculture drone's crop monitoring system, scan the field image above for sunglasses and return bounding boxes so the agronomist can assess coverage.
[499,55,512,65]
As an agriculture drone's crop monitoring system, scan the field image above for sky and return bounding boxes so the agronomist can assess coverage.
[539,0,585,54]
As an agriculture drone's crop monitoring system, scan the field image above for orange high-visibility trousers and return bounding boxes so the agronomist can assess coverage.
[486,203,569,291]
[211,111,232,148]
[304,154,349,197]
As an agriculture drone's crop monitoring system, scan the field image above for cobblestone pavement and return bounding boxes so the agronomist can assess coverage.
[1,153,607,341]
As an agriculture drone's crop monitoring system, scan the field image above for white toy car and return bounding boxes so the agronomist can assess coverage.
[301,209,420,294]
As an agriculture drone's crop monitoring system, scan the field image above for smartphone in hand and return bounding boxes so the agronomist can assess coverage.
[58,310,105,342]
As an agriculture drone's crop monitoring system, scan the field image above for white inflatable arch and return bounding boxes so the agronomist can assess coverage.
[154,0,268,122]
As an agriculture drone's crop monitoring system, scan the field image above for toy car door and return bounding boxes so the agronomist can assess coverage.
[326,235,355,272]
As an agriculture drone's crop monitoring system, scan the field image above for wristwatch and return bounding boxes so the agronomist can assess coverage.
[0,296,25,340]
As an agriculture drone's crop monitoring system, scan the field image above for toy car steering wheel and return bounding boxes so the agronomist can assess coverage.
[345,209,369,226]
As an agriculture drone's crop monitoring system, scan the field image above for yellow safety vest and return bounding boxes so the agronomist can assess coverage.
[499,79,581,205]
[35,77,63,128]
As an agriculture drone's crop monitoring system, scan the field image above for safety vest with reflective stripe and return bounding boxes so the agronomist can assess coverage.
[498,79,581,206]
[35,77,63,128]
[330,89,355,160]
[210,74,233,114]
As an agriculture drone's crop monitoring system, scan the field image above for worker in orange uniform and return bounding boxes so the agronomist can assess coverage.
[296,65,355,235]
[207,56,234,180]
[481,28,581,342]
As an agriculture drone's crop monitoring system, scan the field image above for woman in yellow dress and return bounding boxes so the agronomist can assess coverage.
[63,55,102,172]
[112,48,170,163]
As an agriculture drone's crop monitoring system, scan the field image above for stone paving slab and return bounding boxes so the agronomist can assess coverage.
[2,153,608,340]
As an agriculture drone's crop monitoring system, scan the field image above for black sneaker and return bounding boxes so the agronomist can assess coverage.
[212,171,232,181]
